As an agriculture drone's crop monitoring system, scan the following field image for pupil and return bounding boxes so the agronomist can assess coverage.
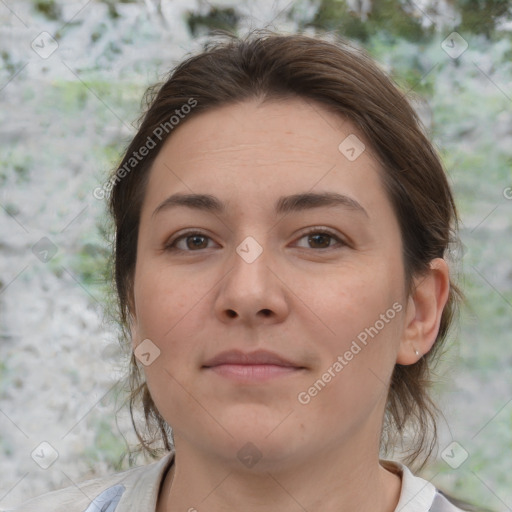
[189,236,206,249]
[310,234,329,248]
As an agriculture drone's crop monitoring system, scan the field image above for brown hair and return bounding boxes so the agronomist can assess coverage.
[108,30,461,468]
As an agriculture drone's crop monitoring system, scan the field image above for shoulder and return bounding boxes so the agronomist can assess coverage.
[431,491,488,512]
[1,451,174,512]
[430,492,472,511]
[380,460,471,512]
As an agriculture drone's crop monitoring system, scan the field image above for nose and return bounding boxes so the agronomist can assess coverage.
[214,238,290,326]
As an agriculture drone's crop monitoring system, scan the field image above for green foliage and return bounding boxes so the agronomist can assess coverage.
[456,0,512,38]
[1,51,17,74]
[1,436,13,457]
[100,0,121,19]
[43,79,143,119]
[0,149,33,185]
[91,22,108,44]
[394,64,436,96]
[307,0,431,42]
[186,7,240,37]
[0,360,8,390]
[33,0,61,20]
[100,141,125,169]
[47,81,88,111]
[70,240,110,290]
[99,0,138,19]
[85,418,127,471]
[306,0,369,40]
[369,0,429,41]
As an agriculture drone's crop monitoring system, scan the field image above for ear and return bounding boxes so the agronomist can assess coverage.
[396,258,450,365]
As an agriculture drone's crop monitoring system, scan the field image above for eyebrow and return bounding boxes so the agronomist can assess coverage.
[152,191,368,218]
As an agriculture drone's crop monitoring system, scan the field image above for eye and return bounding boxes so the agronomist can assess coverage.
[294,228,346,250]
[164,231,217,252]
[164,227,346,253]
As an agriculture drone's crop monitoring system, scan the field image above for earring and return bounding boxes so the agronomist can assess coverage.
[414,349,421,357]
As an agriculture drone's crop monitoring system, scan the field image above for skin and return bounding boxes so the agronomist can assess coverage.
[129,97,450,512]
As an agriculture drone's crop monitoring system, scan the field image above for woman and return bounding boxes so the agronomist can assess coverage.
[9,31,477,511]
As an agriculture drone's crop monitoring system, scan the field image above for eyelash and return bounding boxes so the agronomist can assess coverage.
[164,227,346,253]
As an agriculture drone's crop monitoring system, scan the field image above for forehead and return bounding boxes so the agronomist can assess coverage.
[143,97,387,219]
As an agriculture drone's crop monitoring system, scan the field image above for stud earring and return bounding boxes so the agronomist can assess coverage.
[414,349,421,357]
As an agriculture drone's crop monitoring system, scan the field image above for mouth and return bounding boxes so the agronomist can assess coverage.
[202,349,306,383]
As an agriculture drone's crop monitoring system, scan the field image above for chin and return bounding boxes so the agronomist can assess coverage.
[214,408,309,462]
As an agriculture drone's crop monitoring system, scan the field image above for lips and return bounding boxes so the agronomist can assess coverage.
[202,349,305,383]
[202,349,304,369]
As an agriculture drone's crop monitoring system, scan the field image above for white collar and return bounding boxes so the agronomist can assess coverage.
[381,460,437,512]
[125,453,440,512]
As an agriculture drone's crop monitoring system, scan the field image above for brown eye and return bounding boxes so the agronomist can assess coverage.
[184,234,210,250]
[307,233,333,249]
[295,228,345,250]
[165,232,216,252]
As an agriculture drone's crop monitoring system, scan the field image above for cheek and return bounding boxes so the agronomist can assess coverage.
[132,267,206,416]
[297,304,404,436]
[133,262,195,340]
[298,262,405,396]
[301,261,404,342]
[131,259,218,383]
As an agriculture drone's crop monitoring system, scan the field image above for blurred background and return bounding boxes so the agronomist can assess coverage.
[0,0,511,509]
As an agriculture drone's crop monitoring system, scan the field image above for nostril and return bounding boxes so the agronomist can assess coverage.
[226,310,237,318]
[260,309,272,317]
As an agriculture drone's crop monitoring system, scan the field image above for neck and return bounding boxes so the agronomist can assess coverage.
[157,436,401,512]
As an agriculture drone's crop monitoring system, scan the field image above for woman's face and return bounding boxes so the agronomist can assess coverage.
[131,98,413,468]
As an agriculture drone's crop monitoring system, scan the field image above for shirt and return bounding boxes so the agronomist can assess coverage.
[2,450,466,512]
